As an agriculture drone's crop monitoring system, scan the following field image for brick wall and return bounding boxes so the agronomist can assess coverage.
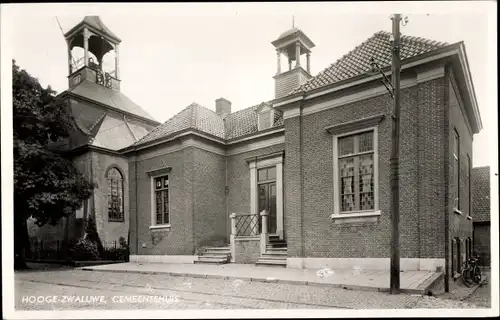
[274,68,310,99]
[417,77,447,259]
[193,148,227,247]
[473,222,490,266]
[130,138,229,255]
[129,145,194,255]
[446,70,474,278]
[91,151,130,245]
[296,85,423,258]
[283,68,470,261]
[284,111,303,258]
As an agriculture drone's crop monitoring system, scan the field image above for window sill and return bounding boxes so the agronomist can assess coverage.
[330,210,381,224]
[453,208,463,215]
[109,219,125,223]
[149,224,171,231]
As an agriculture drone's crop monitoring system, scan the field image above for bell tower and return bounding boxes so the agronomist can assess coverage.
[271,26,315,99]
[64,16,122,91]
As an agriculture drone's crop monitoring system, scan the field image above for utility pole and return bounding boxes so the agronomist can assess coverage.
[390,13,402,294]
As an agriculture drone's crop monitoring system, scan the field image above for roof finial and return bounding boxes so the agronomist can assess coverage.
[292,14,295,28]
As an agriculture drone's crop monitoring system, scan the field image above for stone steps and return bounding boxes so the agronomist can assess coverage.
[255,259,287,267]
[196,246,231,265]
[256,238,287,266]
[195,255,230,265]
[265,247,287,252]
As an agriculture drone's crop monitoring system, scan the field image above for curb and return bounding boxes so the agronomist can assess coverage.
[81,267,431,294]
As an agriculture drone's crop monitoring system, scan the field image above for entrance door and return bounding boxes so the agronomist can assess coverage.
[258,167,277,234]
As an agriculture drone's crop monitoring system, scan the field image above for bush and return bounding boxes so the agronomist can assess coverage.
[102,238,129,261]
[118,236,127,248]
[69,238,100,261]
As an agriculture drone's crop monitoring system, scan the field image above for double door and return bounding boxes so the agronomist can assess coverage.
[258,182,277,234]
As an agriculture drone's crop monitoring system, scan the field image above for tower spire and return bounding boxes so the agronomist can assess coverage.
[292,14,295,28]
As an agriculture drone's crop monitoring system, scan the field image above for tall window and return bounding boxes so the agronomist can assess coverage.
[107,168,124,221]
[154,175,169,225]
[455,237,462,272]
[338,130,375,212]
[453,129,460,211]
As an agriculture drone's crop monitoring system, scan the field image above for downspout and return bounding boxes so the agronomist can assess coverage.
[299,103,305,258]
[135,150,139,257]
[191,148,196,253]
[443,65,451,292]
[225,153,229,243]
[89,151,95,240]
[224,118,229,243]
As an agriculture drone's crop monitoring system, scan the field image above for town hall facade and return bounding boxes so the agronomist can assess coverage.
[32,16,483,291]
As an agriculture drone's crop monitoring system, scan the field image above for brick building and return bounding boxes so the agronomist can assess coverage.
[30,17,483,292]
[472,166,491,267]
[121,24,482,292]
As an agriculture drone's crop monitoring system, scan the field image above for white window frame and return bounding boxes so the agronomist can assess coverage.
[331,126,380,222]
[247,152,284,239]
[149,173,171,230]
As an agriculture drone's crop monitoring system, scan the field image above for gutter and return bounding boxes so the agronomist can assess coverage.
[135,152,139,256]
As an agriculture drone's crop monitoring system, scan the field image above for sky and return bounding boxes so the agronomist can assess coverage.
[1,2,497,168]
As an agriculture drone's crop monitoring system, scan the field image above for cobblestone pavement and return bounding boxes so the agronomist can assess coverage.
[15,268,486,310]
[463,271,491,308]
[433,271,491,308]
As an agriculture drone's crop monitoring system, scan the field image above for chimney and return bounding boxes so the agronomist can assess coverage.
[215,98,231,118]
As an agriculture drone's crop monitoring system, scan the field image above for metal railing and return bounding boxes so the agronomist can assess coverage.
[26,239,129,262]
[231,212,259,236]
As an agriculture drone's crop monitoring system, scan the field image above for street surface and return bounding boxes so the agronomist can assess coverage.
[15,264,488,310]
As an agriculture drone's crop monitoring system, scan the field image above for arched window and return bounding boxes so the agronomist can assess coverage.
[107,167,124,222]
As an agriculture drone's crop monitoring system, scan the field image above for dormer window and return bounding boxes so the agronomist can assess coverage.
[257,103,275,131]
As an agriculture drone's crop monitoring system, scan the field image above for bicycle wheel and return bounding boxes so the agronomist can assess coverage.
[473,266,482,284]
[462,268,471,287]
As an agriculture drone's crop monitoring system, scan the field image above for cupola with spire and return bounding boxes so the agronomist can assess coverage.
[271,19,315,99]
[64,16,122,91]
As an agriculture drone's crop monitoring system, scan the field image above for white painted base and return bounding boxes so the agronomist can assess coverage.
[287,258,445,272]
[129,255,198,264]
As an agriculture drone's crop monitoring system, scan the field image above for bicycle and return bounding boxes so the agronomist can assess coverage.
[462,255,482,287]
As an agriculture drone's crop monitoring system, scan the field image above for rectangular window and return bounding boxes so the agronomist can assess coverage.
[453,129,460,211]
[154,175,169,225]
[338,130,375,213]
[258,167,276,182]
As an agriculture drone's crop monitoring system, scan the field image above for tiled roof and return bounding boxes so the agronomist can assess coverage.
[133,30,448,148]
[472,166,491,222]
[290,30,449,95]
[134,102,284,146]
[67,80,158,123]
[135,103,225,145]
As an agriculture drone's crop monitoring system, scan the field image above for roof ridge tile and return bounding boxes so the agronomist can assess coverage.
[290,30,449,95]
